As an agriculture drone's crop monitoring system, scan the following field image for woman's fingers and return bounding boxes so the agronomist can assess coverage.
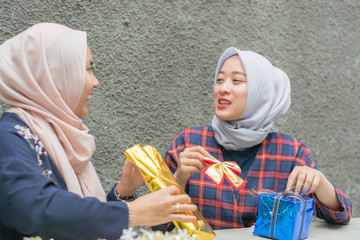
[286,166,298,192]
[159,185,193,205]
[175,146,211,187]
[301,169,315,194]
[169,214,197,222]
[163,184,180,195]
[129,186,198,226]
[171,203,198,214]
[294,170,306,194]
[188,145,211,156]
[117,159,144,196]
[308,173,321,194]
[183,146,211,162]
[185,152,207,165]
[166,186,197,215]
[287,166,325,195]
[180,146,210,170]
[181,158,206,172]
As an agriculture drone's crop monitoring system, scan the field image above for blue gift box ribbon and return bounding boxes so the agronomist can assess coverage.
[268,191,307,239]
[252,189,314,240]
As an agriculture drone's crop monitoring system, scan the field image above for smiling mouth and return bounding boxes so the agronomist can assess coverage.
[219,100,231,105]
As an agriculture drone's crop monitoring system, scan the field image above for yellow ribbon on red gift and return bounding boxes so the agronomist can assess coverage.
[202,156,247,190]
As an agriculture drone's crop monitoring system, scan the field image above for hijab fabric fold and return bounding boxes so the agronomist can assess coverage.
[0,23,106,201]
[212,47,291,150]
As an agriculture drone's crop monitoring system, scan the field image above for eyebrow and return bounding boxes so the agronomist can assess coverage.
[218,71,246,76]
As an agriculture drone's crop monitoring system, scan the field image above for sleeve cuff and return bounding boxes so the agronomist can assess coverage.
[312,189,352,224]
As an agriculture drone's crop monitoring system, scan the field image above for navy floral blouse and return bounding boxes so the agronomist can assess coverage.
[0,112,128,240]
[13,124,63,187]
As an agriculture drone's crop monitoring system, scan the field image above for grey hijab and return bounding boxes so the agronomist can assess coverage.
[211,47,291,150]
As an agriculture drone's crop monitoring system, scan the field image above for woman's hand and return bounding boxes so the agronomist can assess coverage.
[116,159,144,197]
[128,185,197,227]
[286,166,342,211]
[174,146,210,189]
[286,166,325,195]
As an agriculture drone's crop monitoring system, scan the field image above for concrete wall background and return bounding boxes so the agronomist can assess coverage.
[0,0,359,218]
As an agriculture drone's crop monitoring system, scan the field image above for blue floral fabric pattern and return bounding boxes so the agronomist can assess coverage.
[14,125,57,184]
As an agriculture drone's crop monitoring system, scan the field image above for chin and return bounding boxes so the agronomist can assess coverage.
[78,111,88,119]
[215,113,231,121]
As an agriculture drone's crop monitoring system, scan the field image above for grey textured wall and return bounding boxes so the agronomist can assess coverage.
[0,0,359,218]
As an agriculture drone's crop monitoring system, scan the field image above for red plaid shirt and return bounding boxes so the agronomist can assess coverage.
[165,126,352,230]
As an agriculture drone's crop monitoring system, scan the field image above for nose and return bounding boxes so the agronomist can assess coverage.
[219,79,231,94]
[92,74,99,89]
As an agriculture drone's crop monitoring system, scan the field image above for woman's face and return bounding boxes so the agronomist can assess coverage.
[214,55,247,121]
[74,46,99,118]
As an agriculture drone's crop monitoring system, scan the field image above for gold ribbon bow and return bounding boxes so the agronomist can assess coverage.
[124,144,216,240]
[202,156,246,190]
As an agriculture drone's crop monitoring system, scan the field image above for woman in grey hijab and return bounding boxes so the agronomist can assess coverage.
[162,47,352,230]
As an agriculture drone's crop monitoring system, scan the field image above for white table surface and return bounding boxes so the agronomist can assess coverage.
[213,217,360,240]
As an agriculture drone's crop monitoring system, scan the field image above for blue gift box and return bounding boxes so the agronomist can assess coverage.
[253,192,315,240]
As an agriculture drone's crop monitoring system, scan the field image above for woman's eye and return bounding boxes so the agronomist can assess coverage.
[216,78,223,83]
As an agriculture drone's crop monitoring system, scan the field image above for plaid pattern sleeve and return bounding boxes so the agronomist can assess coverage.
[299,148,353,224]
[164,126,352,230]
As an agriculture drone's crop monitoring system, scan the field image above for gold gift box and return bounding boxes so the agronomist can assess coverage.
[124,144,216,240]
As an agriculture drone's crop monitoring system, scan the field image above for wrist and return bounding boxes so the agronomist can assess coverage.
[313,177,332,196]
[314,178,342,211]
[115,181,138,201]
[174,171,187,189]
[125,202,134,227]
[314,174,328,193]
[116,181,137,197]
[127,202,141,227]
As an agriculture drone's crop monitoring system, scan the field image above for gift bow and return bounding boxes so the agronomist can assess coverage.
[202,156,247,190]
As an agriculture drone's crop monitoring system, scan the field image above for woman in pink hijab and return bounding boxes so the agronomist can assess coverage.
[0,23,196,240]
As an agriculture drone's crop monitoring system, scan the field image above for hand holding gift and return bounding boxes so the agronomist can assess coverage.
[116,159,145,197]
[174,146,210,189]
[128,185,197,227]
[124,144,216,240]
[173,146,247,191]
[287,166,342,212]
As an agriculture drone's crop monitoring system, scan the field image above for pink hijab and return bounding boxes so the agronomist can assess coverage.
[0,23,106,201]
